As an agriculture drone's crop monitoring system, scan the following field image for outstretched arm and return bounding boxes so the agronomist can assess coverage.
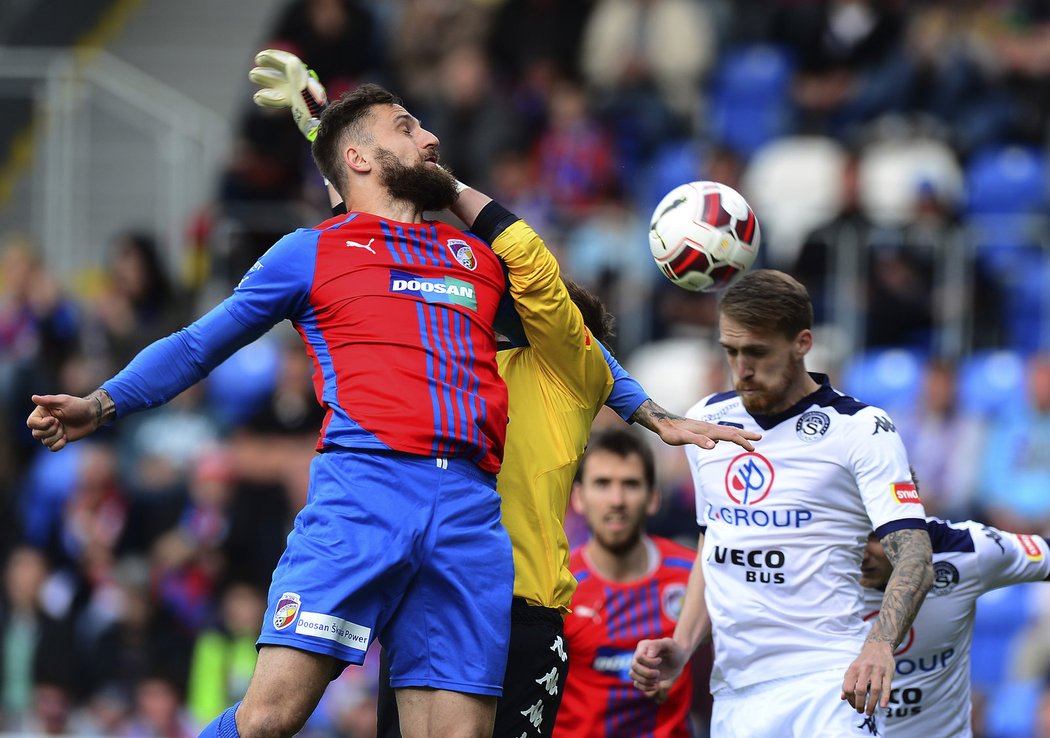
[842,526,933,715]
[27,389,116,451]
[631,398,759,451]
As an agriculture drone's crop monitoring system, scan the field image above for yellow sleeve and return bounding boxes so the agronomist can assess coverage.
[490,220,610,404]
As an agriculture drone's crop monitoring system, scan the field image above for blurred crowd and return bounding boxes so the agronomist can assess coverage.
[3,0,1050,737]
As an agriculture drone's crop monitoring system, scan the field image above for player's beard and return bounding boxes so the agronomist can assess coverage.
[593,525,644,557]
[736,375,793,415]
[374,147,459,212]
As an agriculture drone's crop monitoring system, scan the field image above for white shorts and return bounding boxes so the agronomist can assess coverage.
[711,669,882,738]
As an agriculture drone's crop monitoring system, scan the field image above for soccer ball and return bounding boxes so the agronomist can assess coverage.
[648,181,761,292]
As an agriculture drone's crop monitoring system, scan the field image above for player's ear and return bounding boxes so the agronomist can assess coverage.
[794,328,813,359]
[646,486,661,517]
[344,143,371,174]
[570,482,585,515]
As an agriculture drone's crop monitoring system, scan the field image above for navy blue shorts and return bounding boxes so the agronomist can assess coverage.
[257,450,514,696]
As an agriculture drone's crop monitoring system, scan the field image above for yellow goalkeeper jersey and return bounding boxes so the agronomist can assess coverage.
[491,220,615,612]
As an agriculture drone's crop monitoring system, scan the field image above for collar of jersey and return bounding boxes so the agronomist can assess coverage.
[749,372,835,430]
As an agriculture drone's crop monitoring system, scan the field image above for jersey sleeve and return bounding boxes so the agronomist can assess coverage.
[489,219,613,406]
[599,343,648,421]
[968,521,1050,590]
[845,407,927,534]
[102,230,315,416]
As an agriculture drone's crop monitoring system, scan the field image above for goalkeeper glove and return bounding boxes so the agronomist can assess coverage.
[249,49,328,142]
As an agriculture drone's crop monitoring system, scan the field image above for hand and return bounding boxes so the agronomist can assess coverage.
[249,49,328,141]
[655,416,760,452]
[841,641,895,716]
[27,394,101,451]
[630,638,688,698]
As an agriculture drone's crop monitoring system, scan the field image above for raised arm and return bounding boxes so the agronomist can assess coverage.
[842,526,933,716]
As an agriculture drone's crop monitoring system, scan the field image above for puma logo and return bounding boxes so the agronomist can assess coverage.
[346,238,375,254]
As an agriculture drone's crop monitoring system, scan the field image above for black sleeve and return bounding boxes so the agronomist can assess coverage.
[470,201,518,244]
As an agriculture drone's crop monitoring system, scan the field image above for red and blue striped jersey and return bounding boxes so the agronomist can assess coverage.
[104,212,509,473]
[555,536,695,738]
[230,213,509,471]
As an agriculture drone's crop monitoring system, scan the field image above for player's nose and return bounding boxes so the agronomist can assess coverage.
[418,126,440,149]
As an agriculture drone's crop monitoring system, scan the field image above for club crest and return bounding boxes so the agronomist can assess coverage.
[447,239,477,271]
[273,592,301,630]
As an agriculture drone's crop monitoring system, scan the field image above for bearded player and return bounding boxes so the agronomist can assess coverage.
[631,270,934,737]
[555,428,695,738]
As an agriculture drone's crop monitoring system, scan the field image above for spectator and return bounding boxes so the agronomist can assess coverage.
[532,77,619,223]
[580,0,715,162]
[387,0,492,104]
[979,353,1050,534]
[0,547,77,727]
[264,0,384,101]
[87,232,186,373]
[411,43,523,192]
[898,359,984,519]
[186,581,265,726]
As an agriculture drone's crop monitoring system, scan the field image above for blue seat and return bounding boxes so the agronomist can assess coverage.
[708,45,793,158]
[641,139,704,212]
[840,349,925,414]
[971,585,1035,692]
[958,350,1027,418]
[983,679,1041,738]
[964,146,1048,216]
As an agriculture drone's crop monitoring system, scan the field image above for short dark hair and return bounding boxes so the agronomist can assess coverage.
[718,269,813,340]
[311,83,402,198]
[565,279,615,348]
[578,428,656,489]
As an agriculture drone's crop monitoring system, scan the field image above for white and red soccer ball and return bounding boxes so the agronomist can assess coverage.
[648,181,761,292]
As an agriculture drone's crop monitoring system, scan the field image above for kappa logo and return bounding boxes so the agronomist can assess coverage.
[447,239,477,270]
[273,592,301,630]
[872,416,897,435]
[345,238,375,254]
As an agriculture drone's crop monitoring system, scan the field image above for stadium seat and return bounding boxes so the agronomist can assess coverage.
[964,146,1049,216]
[857,137,964,227]
[958,350,1027,418]
[641,138,705,211]
[983,679,1041,738]
[204,332,281,428]
[707,44,793,158]
[971,584,1036,692]
[741,136,848,267]
[840,348,925,414]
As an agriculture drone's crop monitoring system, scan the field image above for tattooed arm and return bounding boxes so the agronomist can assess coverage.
[630,398,760,451]
[842,527,934,716]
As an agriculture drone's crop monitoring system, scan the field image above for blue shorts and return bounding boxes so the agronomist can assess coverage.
[257,450,513,696]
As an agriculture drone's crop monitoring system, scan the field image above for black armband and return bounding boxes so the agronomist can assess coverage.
[470,201,518,244]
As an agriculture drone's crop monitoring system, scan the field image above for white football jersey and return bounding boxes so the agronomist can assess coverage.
[861,519,1050,738]
[685,375,926,694]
